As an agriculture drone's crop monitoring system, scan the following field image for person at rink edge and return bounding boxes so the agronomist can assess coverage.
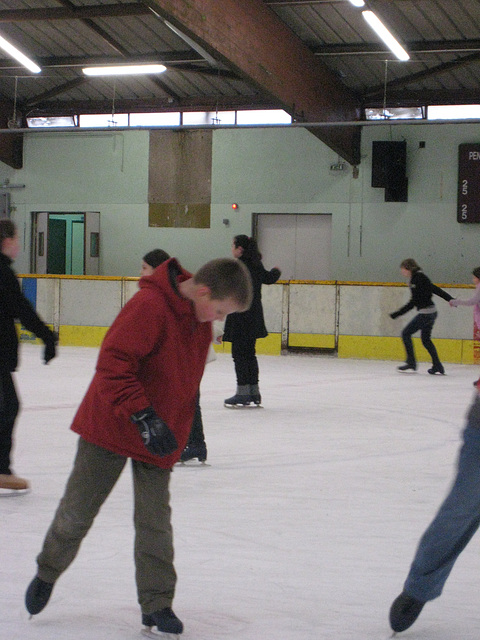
[223,235,281,407]
[390,258,453,375]
[25,256,252,637]
[389,388,480,632]
[449,266,480,387]
[141,248,218,464]
[0,218,57,492]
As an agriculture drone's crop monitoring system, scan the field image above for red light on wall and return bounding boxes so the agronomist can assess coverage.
[231,203,238,210]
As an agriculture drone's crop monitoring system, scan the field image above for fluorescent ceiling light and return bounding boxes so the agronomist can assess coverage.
[82,64,166,76]
[362,10,410,61]
[348,0,365,7]
[0,33,41,73]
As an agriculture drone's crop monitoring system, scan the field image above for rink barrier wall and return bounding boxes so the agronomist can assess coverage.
[16,275,477,364]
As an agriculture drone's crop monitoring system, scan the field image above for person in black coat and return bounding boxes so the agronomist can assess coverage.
[141,248,208,463]
[0,219,57,491]
[223,235,281,407]
[390,258,453,374]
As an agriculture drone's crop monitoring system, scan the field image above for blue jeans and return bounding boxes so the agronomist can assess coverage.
[404,399,480,601]
[401,312,441,368]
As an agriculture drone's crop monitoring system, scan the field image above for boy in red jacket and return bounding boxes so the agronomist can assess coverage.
[25,257,252,637]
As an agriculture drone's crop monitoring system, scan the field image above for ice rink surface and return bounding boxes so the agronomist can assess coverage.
[1,344,480,640]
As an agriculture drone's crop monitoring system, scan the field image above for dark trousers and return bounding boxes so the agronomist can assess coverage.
[187,392,205,446]
[0,371,20,475]
[401,312,441,367]
[231,335,259,386]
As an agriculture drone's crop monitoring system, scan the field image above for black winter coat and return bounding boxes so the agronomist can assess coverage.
[223,258,281,342]
[0,253,54,372]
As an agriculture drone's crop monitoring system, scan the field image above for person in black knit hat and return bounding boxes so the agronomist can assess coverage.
[142,248,209,464]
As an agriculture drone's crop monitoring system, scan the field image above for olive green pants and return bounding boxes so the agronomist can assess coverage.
[36,437,176,614]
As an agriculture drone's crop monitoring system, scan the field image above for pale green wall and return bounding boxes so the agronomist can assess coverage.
[1,122,480,282]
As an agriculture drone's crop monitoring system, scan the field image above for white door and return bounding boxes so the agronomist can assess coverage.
[256,213,332,280]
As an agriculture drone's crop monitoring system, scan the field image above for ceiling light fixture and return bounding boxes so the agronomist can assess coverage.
[0,34,41,73]
[82,64,166,76]
[347,0,365,7]
[362,11,410,61]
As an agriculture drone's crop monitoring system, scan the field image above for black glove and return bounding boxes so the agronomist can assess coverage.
[131,407,178,457]
[43,331,58,364]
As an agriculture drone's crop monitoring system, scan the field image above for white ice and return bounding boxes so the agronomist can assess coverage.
[1,345,480,640]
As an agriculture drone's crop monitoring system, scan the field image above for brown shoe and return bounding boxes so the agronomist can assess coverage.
[0,474,30,490]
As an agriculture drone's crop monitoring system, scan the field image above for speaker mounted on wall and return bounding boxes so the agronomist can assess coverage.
[372,140,408,202]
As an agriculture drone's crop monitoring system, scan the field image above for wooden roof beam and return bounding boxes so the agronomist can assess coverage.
[146,0,362,164]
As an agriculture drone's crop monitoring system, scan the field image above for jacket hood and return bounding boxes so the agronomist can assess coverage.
[139,257,194,316]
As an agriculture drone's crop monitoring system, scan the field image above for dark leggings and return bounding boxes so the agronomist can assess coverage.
[231,335,259,386]
[0,371,20,475]
[401,311,441,367]
[187,393,205,446]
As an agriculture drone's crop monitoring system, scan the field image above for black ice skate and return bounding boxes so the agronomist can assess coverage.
[389,591,425,632]
[224,385,262,408]
[25,576,55,616]
[250,384,262,406]
[180,442,207,464]
[397,363,417,372]
[428,364,445,375]
[142,607,183,637]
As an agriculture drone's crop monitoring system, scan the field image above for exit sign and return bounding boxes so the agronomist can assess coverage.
[458,143,480,223]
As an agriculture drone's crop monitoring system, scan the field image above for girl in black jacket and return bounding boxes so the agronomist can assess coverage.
[390,258,453,374]
[0,219,57,491]
[223,235,281,406]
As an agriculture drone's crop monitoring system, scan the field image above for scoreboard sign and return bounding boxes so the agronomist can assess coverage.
[458,143,480,223]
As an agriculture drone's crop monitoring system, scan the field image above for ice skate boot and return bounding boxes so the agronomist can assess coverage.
[224,385,254,408]
[389,591,425,632]
[428,363,445,375]
[25,576,55,616]
[180,442,207,463]
[142,607,183,637]
[0,473,29,491]
[250,384,262,406]
[397,363,417,372]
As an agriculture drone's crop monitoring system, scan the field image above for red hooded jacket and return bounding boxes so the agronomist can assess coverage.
[71,259,212,469]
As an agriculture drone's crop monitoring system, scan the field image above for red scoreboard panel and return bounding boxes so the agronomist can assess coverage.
[458,143,480,223]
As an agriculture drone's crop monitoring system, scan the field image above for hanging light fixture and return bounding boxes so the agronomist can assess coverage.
[0,33,41,73]
[362,11,410,61]
[82,64,166,76]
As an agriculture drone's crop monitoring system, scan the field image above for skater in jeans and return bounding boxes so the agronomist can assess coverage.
[0,218,57,492]
[141,248,211,464]
[449,266,480,387]
[223,235,281,407]
[390,258,453,374]
[389,390,480,632]
[25,257,252,636]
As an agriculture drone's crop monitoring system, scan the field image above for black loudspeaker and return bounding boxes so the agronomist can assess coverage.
[372,140,408,202]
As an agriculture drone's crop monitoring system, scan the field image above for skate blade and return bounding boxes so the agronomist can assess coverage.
[224,403,263,409]
[141,627,180,638]
[0,487,31,497]
[178,460,210,467]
